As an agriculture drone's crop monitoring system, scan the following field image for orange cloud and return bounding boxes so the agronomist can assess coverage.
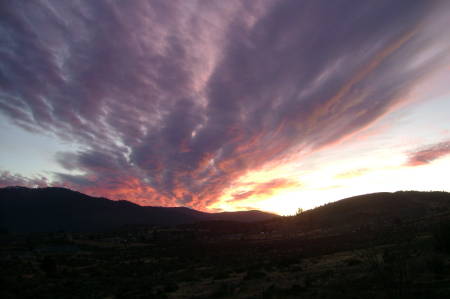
[231,191,254,201]
[230,178,300,202]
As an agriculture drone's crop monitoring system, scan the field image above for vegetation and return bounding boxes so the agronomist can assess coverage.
[1,190,450,298]
[434,219,450,254]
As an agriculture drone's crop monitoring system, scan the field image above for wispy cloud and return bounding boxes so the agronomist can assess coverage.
[1,0,450,210]
[230,178,300,202]
[335,168,371,179]
[0,171,49,188]
[405,140,450,166]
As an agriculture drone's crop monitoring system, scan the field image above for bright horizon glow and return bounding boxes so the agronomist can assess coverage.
[211,67,450,215]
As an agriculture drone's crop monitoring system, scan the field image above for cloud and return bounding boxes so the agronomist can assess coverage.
[0,171,49,188]
[335,168,371,179]
[1,1,450,210]
[251,178,300,196]
[231,191,255,201]
[405,140,450,166]
[230,178,300,202]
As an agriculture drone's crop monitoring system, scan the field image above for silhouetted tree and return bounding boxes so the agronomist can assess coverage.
[296,208,304,215]
[357,224,418,299]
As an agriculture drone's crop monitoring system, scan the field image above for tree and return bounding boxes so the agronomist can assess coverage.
[357,224,418,299]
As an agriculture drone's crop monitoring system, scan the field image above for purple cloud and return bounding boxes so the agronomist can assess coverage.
[0,171,49,188]
[405,140,450,166]
[1,0,450,209]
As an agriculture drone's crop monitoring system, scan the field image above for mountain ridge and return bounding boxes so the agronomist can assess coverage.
[0,186,278,232]
[290,190,450,233]
[2,187,450,233]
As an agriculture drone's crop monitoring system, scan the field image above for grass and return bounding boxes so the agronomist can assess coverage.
[3,191,450,298]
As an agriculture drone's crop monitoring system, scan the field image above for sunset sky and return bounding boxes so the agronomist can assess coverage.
[1,0,450,215]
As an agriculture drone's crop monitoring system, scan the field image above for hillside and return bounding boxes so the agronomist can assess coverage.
[2,190,450,298]
[0,186,277,233]
[2,187,449,234]
[291,191,450,232]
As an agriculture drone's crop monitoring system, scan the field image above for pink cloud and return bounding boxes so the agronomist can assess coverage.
[231,191,255,201]
[405,140,450,166]
[230,178,300,202]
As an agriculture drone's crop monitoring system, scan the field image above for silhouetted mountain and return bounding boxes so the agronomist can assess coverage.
[0,186,277,232]
[293,191,450,231]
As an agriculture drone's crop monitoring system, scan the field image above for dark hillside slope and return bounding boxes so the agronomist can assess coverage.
[214,210,279,222]
[163,207,276,222]
[294,191,450,230]
[0,187,199,232]
[0,187,277,232]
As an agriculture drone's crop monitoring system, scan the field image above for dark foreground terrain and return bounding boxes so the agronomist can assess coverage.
[2,191,450,298]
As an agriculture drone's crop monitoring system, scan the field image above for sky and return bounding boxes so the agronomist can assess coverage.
[1,0,450,215]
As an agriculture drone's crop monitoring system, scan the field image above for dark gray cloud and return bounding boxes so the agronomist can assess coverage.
[1,0,449,209]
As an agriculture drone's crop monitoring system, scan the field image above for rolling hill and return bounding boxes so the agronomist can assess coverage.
[0,186,277,233]
[292,191,450,232]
